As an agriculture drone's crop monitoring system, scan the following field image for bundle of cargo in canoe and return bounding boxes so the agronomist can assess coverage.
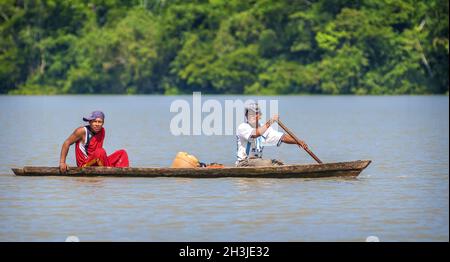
[12,160,371,179]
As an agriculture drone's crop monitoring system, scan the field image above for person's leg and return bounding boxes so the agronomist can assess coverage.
[237,158,275,167]
[271,159,284,166]
[107,149,129,167]
[83,148,110,167]
[236,159,249,167]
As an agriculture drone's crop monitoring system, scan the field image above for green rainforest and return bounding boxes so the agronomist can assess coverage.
[0,0,448,95]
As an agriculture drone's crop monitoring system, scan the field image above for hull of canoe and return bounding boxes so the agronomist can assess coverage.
[12,160,371,179]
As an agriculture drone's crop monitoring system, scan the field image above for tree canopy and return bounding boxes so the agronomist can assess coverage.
[0,0,448,95]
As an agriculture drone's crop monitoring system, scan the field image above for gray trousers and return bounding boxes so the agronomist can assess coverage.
[236,158,284,167]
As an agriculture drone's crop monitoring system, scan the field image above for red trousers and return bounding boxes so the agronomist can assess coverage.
[83,148,129,167]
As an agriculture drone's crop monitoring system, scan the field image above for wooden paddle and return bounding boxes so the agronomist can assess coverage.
[276,119,323,164]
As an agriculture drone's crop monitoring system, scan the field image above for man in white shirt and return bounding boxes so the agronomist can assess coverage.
[236,103,308,167]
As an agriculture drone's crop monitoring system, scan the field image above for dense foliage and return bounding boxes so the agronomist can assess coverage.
[0,0,448,95]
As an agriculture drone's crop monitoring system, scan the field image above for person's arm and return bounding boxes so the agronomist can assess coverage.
[281,134,308,148]
[251,115,279,138]
[59,127,84,174]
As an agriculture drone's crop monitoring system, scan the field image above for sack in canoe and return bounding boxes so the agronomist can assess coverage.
[171,152,200,168]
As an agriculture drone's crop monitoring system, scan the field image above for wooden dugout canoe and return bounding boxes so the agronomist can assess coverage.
[12,160,371,179]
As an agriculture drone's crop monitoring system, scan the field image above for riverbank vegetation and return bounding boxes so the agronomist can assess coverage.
[0,0,448,95]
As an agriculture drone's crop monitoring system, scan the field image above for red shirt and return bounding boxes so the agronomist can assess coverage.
[75,126,105,167]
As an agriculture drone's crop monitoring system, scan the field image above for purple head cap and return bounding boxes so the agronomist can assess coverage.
[83,111,105,122]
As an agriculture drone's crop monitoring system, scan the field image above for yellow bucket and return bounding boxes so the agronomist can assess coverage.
[171,152,200,168]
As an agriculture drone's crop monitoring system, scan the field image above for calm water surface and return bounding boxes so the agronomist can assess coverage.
[0,95,448,241]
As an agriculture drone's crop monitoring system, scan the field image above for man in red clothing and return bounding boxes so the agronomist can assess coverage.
[59,111,129,174]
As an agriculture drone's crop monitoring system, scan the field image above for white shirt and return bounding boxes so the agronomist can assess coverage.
[236,122,284,163]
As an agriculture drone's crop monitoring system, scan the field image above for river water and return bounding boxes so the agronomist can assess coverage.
[0,95,448,241]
